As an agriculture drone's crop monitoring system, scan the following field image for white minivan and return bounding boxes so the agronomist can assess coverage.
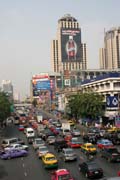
[25,127,35,138]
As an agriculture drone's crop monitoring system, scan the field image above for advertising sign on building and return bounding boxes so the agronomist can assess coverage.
[106,95,118,108]
[64,79,71,86]
[61,28,82,62]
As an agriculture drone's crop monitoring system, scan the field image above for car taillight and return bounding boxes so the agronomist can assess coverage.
[88,171,93,175]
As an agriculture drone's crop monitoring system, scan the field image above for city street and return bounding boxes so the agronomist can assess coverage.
[0,123,120,180]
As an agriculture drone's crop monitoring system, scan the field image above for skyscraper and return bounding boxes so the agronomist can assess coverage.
[51,14,87,73]
[100,27,120,69]
[1,80,13,101]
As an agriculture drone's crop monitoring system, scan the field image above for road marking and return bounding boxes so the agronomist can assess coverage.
[22,163,25,167]
[21,157,23,160]
[24,172,27,177]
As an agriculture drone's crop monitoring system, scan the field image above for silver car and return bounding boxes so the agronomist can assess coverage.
[61,148,77,162]
[46,136,55,145]
[36,146,49,158]
[33,138,45,150]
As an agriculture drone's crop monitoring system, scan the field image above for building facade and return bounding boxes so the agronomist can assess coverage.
[81,72,120,117]
[1,80,13,101]
[51,14,87,73]
[100,27,120,69]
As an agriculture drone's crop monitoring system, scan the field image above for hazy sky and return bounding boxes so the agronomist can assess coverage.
[0,0,119,99]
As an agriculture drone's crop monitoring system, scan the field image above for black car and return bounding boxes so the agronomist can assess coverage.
[54,137,68,152]
[100,147,120,162]
[79,161,103,179]
[83,133,97,144]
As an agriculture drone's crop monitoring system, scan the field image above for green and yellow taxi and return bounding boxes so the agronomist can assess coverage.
[81,143,97,154]
[42,153,58,169]
[107,126,119,133]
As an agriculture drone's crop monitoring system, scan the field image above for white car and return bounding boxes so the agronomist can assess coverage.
[5,144,29,151]
[36,146,49,158]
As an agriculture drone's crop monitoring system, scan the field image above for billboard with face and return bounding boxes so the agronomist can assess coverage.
[61,28,82,62]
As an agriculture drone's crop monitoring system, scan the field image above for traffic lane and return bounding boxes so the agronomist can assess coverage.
[1,125,50,180]
[2,125,120,180]
[71,147,120,178]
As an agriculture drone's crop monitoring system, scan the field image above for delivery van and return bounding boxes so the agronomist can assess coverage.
[25,127,35,138]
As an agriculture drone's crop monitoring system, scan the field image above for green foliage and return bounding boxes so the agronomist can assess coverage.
[0,92,11,123]
[67,92,105,120]
[32,99,37,107]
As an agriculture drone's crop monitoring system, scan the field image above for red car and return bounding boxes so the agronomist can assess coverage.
[18,125,24,131]
[97,139,114,149]
[51,169,74,180]
[64,134,72,142]
[67,137,82,148]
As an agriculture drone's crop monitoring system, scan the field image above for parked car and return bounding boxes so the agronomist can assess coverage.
[0,149,28,160]
[100,147,120,162]
[60,148,77,162]
[33,138,45,150]
[36,146,49,158]
[51,169,74,180]
[78,161,103,179]
[42,153,58,169]
[5,144,29,151]
[67,137,82,148]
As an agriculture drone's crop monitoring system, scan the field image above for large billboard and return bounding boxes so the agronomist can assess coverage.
[61,28,82,62]
[32,74,55,97]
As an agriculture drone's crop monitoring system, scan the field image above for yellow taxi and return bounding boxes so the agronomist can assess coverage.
[68,120,75,126]
[42,153,58,169]
[107,126,119,133]
[81,143,97,154]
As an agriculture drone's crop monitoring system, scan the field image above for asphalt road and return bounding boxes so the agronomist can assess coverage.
[0,122,120,179]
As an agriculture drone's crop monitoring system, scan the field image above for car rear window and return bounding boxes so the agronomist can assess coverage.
[88,163,99,170]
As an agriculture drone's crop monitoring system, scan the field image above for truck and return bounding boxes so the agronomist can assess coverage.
[61,122,71,136]
[36,124,45,137]
[37,115,43,123]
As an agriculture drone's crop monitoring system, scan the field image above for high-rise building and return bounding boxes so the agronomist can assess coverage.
[100,27,120,69]
[1,80,13,101]
[51,14,87,73]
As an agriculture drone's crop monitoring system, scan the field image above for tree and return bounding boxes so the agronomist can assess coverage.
[0,92,11,124]
[32,99,37,107]
[67,92,105,121]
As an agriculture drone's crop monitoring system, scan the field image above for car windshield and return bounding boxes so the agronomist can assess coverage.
[88,163,99,170]
[72,138,79,143]
[46,157,56,161]
[66,150,73,154]
[87,145,94,148]
[58,174,71,180]
[48,136,55,139]
[36,140,43,144]
[104,141,112,145]
[39,147,48,151]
